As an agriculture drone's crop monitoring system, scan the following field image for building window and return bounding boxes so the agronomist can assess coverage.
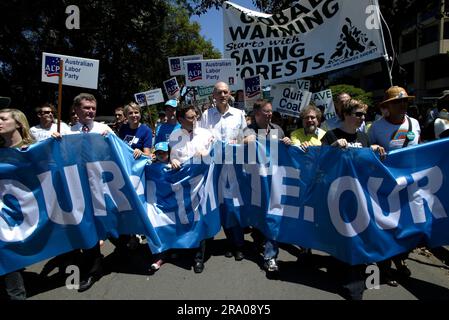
[445,21,449,39]
[424,55,449,81]
[419,24,439,46]
[401,31,417,52]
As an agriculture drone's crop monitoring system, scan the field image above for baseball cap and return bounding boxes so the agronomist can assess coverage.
[154,141,169,152]
[165,99,177,108]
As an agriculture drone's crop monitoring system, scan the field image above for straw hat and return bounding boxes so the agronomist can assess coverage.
[380,86,415,105]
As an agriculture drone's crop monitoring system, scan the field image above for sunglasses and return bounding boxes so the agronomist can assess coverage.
[40,110,53,115]
[352,112,366,118]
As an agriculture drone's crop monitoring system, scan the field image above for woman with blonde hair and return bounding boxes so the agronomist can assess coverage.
[0,108,34,300]
[0,108,34,148]
[119,102,153,159]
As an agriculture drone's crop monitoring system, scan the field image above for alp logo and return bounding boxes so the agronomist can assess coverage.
[170,58,181,72]
[165,79,179,97]
[329,18,376,64]
[244,76,261,99]
[45,56,61,77]
[187,63,202,82]
[135,93,146,105]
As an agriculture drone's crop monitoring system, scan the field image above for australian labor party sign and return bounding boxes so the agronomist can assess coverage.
[41,52,99,89]
[134,89,164,107]
[168,54,203,76]
[243,74,262,112]
[185,59,239,89]
[271,83,312,118]
[223,0,387,85]
[163,77,180,100]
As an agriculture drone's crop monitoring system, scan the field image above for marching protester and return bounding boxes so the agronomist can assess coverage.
[119,102,153,159]
[52,93,114,292]
[368,86,420,287]
[434,90,449,139]
[0,107,35,300]
[199,81,256,261]
[291,104,326,151]
[112,106,126,134]
[154,99,181,145]
[321,99,385,300]
[169,104,215,273]
[69,106,79,126]
[247,99,292,273]
[30,103,70,141]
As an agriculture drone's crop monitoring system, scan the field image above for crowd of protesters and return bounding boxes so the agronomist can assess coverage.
[1,80,448,300]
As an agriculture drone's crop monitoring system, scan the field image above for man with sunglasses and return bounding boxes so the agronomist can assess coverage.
[30,103,70,141]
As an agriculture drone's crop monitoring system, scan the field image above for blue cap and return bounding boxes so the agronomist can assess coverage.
[165,99,177,108]
[154,142,169,152]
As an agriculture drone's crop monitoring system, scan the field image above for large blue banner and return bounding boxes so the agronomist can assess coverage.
[1,134,449,275]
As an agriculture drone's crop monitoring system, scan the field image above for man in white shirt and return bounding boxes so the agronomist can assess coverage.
[52,93,113,293]
[199,81,256,261]
[30,103,70,141]
[169,104,214,273]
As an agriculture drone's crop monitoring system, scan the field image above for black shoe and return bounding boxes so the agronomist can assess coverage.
[225,251,233,258]
[78,275,97,292]
[234,250,244,261]
[193,261,204,273]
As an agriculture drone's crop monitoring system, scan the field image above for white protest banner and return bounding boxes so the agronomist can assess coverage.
[163,77,180,100]
[271,84,312,118]
[312,89,337,120]
[168,54,203,76]
[41,52,99,89]
[223,0,386,85]
[297,80,311,92]
[134,89,164,107]
[185,59,239,89]
[243,74,262,112]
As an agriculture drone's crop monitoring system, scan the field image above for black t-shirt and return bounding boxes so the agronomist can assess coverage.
[321,128,369,148]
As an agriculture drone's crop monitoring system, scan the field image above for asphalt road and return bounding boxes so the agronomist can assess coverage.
[18,230,449,301]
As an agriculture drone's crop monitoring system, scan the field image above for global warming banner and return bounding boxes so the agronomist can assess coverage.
[223,0,386,85]
[1,134,449,275]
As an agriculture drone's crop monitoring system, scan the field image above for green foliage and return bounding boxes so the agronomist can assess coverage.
[0,0,220,120]
[329,84,373,107]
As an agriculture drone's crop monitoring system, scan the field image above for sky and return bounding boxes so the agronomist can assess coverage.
[190,1,260,55]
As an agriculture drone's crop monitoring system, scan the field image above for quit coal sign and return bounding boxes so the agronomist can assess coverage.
[270,83,312,118]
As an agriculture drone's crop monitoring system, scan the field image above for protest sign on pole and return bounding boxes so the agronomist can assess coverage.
[271,83,312,118]
[185,59,239,89]
[168,54,203,76]
[41,52,99,89]
[195,86,214,106]
[243,74,262,112]
[312,89,337,121]
[297,80,311,92]
[163,77,180,100]
[223,0,387,85]
[134,89,164,107]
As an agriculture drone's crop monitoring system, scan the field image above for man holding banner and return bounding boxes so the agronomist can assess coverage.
[199,81,256,260]
[248,99,291,272]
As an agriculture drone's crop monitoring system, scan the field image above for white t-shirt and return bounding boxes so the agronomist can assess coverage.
[70,121,114,134]
[169,127,213,163]
[199,105,251,143]
[30,122,71,141]
[368,116,420,151]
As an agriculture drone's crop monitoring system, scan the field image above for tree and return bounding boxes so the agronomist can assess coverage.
[329,84,373,107]
[0,0,220,122]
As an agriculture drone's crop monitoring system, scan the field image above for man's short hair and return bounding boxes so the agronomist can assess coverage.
[252,99,271,112]
[177,104,197,120]
[115,106,124,113]
[35,102,56,114]
[299,104,322,121]
[73,93,96,109]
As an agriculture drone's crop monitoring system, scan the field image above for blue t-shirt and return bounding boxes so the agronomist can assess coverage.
[154,122,181,144]
[119,123,153,150]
